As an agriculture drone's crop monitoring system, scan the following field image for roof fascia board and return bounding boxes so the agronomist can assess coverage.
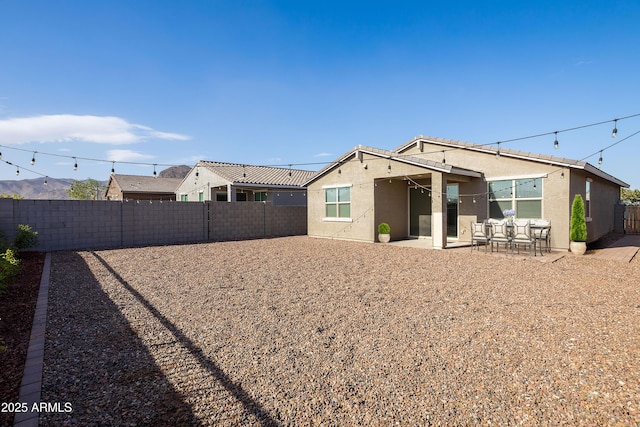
[583,163,629,187]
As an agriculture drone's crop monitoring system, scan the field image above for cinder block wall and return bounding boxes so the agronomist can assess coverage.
[0,199,307,251]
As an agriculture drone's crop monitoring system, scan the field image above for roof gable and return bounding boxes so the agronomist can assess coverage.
[395,136,629,187]
[304,145,482,186]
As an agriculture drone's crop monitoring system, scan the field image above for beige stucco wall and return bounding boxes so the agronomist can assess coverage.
[309,141,621,250]
[568,170,620,244]
[308,152,446,242]
[403,141,574,249]
[175,168,227,201]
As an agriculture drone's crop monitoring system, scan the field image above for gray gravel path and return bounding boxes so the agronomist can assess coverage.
[41,236,640,426]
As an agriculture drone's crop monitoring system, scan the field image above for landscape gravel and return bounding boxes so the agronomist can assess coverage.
[41,236,640,426]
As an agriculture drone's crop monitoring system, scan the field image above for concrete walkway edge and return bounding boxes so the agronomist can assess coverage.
[13,252,51,427]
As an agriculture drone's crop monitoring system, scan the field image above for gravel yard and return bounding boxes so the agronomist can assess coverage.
[41,236,639,426]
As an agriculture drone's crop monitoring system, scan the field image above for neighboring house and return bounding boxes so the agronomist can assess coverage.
[105,174,183,201]
[175,161,316,206]
[304,136,629,250]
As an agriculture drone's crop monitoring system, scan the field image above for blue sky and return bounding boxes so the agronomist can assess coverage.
[1,1,639,188]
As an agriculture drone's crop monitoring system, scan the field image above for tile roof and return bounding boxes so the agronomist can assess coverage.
[111,174,183,193]
[196,161,316,187]
[395,135,629,187]
[305,145,482,186]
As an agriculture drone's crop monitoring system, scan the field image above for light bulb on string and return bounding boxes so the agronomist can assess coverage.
[153,164,157,178]
[111,161,115,174]
[598,151,603,166]
[495,142,501,159]
[31,152,36,165]
[73,157,78,171]
[442,151,446,164]
[44,176,48,186]
[612,119,618,138]
[553,132,559,150]
[16,167,19,176]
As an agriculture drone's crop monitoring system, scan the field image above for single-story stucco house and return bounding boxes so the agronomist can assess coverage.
[304,136,629,251]
[105,174,183,201]
[175,161,316,206]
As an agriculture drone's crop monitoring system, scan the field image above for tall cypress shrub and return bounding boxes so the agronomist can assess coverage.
[570,194,587,242]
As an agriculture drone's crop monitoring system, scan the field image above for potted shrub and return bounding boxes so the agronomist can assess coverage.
[569,194,587,255]
[378,222,391,243]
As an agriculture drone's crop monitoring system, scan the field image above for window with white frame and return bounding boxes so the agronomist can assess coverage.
[585,178,592,220]
[180,194,188,202]
[324,185,351,219]
[488,177,543,219]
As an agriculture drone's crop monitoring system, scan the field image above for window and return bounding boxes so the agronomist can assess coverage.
[216,192,228,202]
[236,192,247,202]
[324,185,351,220]
[489,178,543,219]
[585,179,592,220]
[180,194,188,202]
[254,192,268,202]
[198,191,204,202]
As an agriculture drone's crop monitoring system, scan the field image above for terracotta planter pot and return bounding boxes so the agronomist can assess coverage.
[378,233,390,243]
[570,241,587,255]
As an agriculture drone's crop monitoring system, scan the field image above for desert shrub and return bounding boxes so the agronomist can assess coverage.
[13,224,39,251]
[0,248,20,295]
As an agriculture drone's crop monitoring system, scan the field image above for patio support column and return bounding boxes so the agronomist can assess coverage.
[228,184,235,202]
[431,172,448,249]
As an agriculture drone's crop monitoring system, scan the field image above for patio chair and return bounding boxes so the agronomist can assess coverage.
[471,221,492,253]
[512,219,537,256]
[490,219,512,254]
[532,220,551,253]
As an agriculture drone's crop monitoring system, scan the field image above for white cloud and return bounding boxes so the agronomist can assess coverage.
[107,149,155,162]
[313,152,333,158]
[0,114,190,145]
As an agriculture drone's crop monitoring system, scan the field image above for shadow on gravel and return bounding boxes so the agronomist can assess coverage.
[42,252,200,426]
[90,252,280,426]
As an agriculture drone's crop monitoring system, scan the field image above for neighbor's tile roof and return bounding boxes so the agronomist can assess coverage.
[111,174,183,193]
[196,161,316,187]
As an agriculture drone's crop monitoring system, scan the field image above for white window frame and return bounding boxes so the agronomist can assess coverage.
[585,178,592,222]
[487,176,544,219]
[322,184,353,222]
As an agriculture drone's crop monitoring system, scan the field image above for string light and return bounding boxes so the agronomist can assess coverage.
[495,142,501,159]
[73,157,78,171]
[598,150,603,166]
[31,152,36,165]
[111,161,115,174]
[15,167,19,176]
[153,164,157,178]
[44,176,48,186]
[612,119,618,138]
[442,150,446,164]
[553,132,559,150]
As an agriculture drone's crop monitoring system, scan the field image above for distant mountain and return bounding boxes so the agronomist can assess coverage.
[0,177,76,200]
[0,166,191,200]
[159,165,191,179]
